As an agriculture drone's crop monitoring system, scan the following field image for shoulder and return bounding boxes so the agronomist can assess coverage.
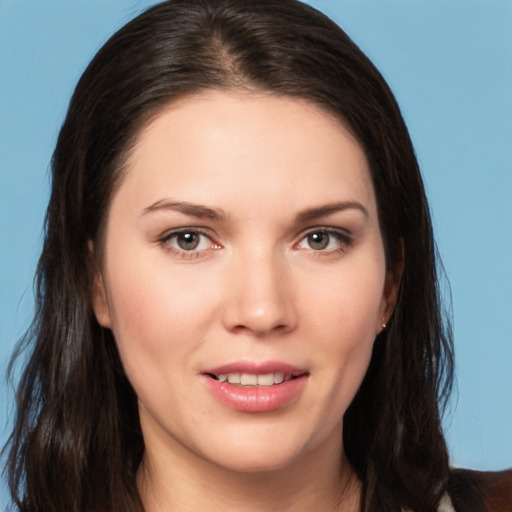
[447,467,512,512]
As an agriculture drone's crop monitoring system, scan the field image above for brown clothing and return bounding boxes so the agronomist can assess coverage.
[448,468,512,512]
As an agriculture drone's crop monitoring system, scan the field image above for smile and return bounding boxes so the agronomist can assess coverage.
[202,362,309,412]
[209,372,294,387]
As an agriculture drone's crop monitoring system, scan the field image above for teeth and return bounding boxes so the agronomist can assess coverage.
[274,372,284,384]
[215,372,292,386]
[241,374,258,386]
[256,373,274,386]
[227,373,241,384]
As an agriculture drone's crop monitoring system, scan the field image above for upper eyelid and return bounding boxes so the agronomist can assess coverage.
[297,226,354,240]
[159,226,217,240]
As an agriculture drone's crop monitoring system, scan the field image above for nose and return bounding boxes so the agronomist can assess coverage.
[221,249,297,337]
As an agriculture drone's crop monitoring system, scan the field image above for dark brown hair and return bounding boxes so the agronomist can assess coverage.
[4,1,453,511]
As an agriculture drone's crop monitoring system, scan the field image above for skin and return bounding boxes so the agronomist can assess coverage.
[92,91,399,511]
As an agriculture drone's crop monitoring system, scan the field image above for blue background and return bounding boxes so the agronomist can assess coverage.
[1,0,511,507]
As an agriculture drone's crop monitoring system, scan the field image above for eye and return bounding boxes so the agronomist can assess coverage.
[305,232,330,250]
[295,228,352,252]
[174,231,202,251]
[160,228,220,257]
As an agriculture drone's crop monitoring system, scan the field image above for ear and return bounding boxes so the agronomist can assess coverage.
[378,242,404,334]
[88,242,112,328]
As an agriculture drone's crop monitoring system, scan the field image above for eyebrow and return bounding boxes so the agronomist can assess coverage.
[142,199,368,223]
[142,200,228,221]
[295,201,368,223]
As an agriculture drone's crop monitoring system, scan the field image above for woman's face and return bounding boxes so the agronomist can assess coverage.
[92,91,396,474]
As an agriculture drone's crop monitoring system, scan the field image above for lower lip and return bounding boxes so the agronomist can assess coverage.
[203,375,308,413]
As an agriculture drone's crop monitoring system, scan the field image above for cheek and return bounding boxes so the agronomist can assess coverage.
[302,257,386,341]
[299,256,385,402]
[104,254,222,385]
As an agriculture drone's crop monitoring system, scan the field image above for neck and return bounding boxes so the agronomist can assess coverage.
[137,428,361,512]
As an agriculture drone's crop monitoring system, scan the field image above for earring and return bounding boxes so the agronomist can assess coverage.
[382,323,387,329]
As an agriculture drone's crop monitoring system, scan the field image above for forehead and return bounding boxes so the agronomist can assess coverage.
[116,90,376,219]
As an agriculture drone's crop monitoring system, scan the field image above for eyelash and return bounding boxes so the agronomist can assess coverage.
[158,226,354,259]
[158,228,221,260]
[295,227,354,254]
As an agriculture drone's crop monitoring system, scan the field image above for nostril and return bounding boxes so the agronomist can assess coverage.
[231,322,292,336]
[221,281,297,336]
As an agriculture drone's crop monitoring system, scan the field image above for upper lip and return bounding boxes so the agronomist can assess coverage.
[202,361,307,377]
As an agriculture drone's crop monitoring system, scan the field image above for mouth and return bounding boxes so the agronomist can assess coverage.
[206,372,302,387]
[202,361,310,413]
[202,362,309,412]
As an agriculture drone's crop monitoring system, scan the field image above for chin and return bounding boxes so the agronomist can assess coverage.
[208,450,300,474]
[195,428,316,474]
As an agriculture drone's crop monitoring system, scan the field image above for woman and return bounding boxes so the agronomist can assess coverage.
[3,1,511,511]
